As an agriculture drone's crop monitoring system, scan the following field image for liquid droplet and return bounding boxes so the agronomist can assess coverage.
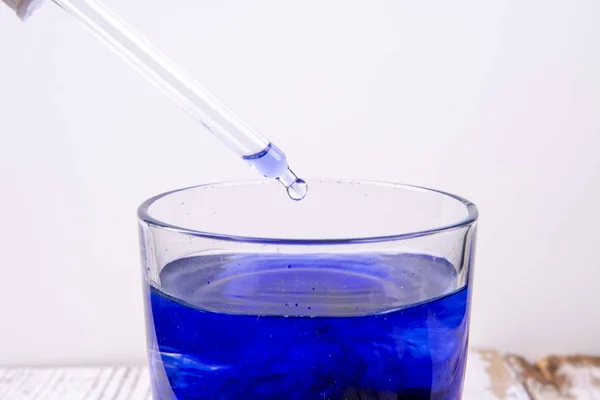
[287,178,308,201]
[277,168,308,201]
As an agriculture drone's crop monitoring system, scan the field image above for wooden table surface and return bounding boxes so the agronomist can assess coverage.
[1,350,598,399]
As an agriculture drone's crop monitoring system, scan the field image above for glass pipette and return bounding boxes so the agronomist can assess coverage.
[3,0,308,200]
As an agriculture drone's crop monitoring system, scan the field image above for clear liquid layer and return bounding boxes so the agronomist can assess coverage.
[145,253,471,399]
[155,253,458,317]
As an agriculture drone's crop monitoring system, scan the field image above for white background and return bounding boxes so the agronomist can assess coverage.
[1,0,599,366]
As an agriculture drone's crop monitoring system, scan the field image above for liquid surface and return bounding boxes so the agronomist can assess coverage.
[145,253,470,399]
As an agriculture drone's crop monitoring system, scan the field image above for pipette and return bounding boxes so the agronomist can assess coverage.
[2,0,308,200]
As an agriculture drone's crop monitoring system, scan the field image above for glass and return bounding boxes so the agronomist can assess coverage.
[138,180,478,400]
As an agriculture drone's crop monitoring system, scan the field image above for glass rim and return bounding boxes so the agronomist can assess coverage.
[138,179,479,245]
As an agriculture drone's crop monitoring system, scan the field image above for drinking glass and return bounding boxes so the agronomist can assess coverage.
[138,180,478,400]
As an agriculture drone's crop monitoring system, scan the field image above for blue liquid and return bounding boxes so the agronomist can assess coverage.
[145,253,470,399]
[243,143,286,179]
